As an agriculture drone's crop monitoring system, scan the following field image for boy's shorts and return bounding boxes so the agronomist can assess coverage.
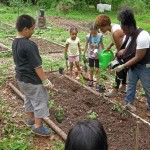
[89,58,99,68]
[17,80,50,118]
[68,55,79,62]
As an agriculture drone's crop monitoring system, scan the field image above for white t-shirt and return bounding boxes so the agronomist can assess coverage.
[66,37,80,56]
[125,30,150,49]
[110,24,124,44]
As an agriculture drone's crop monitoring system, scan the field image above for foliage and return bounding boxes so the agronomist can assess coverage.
[111,102,127,117]
[80,74,85,85]
[37,0,52,9]
[52,141,64,150]
[56,0,75,14]
[55,106,64,123]
[0,136,29,150]
[120,0,146,13]
[87,112,97,119]
[49,99,55,109]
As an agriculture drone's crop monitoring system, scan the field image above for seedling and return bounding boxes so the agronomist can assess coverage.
[87,112,98,119]
[55,106,64,123]
[80,74,85,85]
[111,102,127,118]
[49,100,55,109]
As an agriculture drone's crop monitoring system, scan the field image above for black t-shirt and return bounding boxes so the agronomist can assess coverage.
[12,38,42,84]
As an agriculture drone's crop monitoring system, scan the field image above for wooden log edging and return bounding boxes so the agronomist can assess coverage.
[0,42,11,51]
[63,74,150,126]
[8,82,67,141]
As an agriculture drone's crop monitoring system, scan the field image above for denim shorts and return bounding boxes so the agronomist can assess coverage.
[17,80,50,118]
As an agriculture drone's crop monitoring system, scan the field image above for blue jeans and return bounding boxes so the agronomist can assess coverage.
[125,64,150,110]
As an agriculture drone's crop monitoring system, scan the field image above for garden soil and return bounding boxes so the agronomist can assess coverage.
[1,17,150,150]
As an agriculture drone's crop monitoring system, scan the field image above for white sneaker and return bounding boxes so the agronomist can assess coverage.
[76,76,80,80]
[126,103,136,112]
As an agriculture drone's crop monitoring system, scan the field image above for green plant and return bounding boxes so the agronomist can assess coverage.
[52,141,64,150]
[111,102,127,117]
[87,112,97,119]
[55,106,64,123]
[80,74,85,85]
[56,0,75,14]
[0,135,29,150]
[49,99,55,109]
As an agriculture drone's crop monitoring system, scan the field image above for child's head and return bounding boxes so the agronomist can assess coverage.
[95,14,111,33]
[89,23,99,37]
[16,14,35,38]
[65,119,108,150]
[69,27,78,40]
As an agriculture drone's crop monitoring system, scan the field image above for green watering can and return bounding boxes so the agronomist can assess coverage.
[97,49,114,68]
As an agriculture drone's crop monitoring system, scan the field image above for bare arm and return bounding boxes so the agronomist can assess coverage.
[78,42,81,53]
[113,30,124,50]
[83,41,89,55]
[100,39,104,50]
[64,43,69,53]
[106,42,114,51]
[125,49,147,68]
[35,66,47,81]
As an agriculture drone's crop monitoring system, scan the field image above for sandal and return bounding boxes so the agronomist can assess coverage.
[88,80,93,87]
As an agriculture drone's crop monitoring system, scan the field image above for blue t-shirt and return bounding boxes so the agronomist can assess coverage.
[86,33,103,59]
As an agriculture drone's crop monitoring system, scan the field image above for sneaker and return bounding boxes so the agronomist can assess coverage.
[31,125,51,136]
[104,91,118,97]
[126,103,136,112]
[118,87,126,93]
[27,119,34,126]
[88,80,93,87]
[76,76,80,80]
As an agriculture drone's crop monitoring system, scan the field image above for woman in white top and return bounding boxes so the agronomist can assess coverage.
[95,14,127,97]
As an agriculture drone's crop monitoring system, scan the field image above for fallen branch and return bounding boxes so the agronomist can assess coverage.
[8,82,67,141]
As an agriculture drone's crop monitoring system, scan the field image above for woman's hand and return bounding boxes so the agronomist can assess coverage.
[117,49,125,56]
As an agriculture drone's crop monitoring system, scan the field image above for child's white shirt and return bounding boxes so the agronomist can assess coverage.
[66,37,80,56]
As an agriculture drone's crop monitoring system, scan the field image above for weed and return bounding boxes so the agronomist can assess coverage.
[80,74,85,85]
[52,141,64,150]
[55,106,64,123]
[49,99,55,109]
[111,102,127,118]
[87,112,98,119]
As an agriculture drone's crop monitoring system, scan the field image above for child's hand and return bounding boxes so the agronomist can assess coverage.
[64,53,68,60]
[79,52,82,61]
[83,55,87,63]
[42,79,54,89]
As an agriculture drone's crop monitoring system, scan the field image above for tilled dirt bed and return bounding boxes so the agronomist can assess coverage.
[9,37,64,53]
[9,73,150,150]
[31,38,64,53]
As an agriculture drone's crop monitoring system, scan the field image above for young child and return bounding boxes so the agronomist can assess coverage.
[83,23,104,89]
[65,119,108,150]
[12,14,54,136]
[64,27,82,79]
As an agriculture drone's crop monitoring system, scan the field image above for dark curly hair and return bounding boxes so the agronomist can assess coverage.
[117,7,136,29]
[95,14,111,27]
